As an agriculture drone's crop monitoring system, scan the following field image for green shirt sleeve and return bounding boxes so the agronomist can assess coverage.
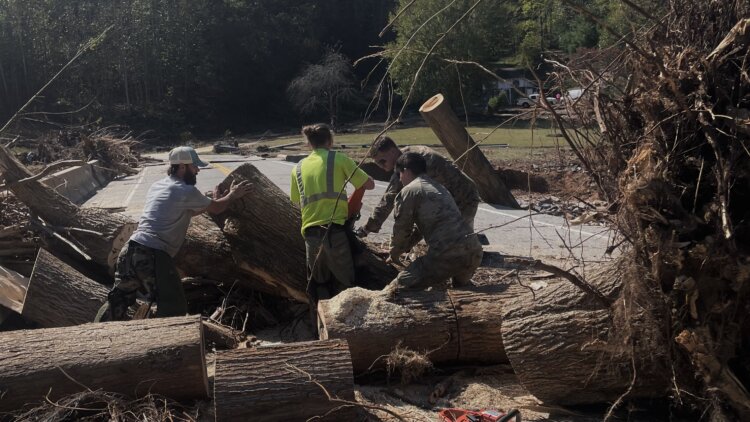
[290,165,300,204]
[339,154,369,189]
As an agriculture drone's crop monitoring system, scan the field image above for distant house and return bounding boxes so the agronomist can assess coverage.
[488,67,538,104]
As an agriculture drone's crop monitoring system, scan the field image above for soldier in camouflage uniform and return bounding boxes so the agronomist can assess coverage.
[356,136,480,238]
[385,152,483,292]
[95,146,251,322]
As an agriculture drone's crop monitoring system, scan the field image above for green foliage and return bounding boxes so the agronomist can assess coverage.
[287,50,359,128]
[487,93,508,111]
[385,0,516,106]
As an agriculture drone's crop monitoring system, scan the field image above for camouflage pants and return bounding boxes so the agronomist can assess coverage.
[395,238,483,289]
[304,224,355,298]
[459,199,479,232]
[97,241,187,321]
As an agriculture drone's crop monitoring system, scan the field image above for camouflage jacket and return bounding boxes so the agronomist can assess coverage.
[364,145,480,233]
[391,175,477,256]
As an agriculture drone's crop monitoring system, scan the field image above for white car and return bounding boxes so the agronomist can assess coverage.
[517,93,558,108]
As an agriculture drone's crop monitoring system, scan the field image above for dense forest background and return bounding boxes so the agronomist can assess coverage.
[0,0,661,136]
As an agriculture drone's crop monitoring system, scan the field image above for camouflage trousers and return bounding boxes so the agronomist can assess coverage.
[96,241,187,321]
[395,238,483,290]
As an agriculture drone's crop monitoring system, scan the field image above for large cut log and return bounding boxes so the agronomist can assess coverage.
[419,94,520,208]
[19,248,108,327]
[0,146,136,271]
[500,267,670,405]
[214,339,355,421]
[210,164,396,302]
[317,285,508,373]
[0,315,207,412]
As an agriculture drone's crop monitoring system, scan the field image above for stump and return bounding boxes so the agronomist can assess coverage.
[317,286,508,373]
[419,94,519,208]
[0,315,207,412]
[214,339,355,421]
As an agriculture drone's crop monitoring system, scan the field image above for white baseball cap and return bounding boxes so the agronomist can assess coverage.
[168,146,208,167]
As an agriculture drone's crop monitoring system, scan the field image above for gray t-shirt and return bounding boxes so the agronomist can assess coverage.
[130,176,212,257]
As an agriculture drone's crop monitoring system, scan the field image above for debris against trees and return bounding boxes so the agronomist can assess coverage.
[0,315,208,412]
[317,286,508,373]
[213,339,356,421]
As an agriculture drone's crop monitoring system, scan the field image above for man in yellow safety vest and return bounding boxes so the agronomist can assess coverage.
[290,123,375,322]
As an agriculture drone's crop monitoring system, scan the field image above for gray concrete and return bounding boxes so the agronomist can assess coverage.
[83,152,616,264]
[42,160,113,205]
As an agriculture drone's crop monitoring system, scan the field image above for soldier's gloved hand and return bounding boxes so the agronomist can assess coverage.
[354,226,369,238]
[385,249,402,266]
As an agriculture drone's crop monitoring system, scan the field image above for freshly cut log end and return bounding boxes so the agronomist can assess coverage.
[0,265,28,314]
[419,93,444,113]
[106,221,138,270]
[21,248,109,327]
[318,286,508,374]
[0,315,208,412]
[213,339,355,422]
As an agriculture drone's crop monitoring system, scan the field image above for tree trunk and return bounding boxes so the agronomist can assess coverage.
[19,248,108,327]
[214,339,355,421]
[209,164,396,302]
[419,94,519,208]
[317,286,508,373]
[500,268,670,405]
[0,315,207,412]
[0,146,136,272]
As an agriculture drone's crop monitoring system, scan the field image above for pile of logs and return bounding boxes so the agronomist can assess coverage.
[0,92,675,418]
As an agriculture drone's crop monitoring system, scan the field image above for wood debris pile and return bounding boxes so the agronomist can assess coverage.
[547,0,750,418]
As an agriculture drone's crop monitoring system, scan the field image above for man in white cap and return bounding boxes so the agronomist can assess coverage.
[96,146,251,321]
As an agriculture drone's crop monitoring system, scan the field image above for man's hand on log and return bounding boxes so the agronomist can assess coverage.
[227,180,252,200]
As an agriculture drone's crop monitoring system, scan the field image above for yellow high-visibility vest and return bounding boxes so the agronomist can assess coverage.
[290,148,369,235]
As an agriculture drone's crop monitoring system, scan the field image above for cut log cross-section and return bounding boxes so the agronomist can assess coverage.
[0,145,136,271]
[20,248,108,327]
[214,339,355,421]
[0,315,208,412]
[0,264,28,313]
[317,286,508,373]
[419,94,519,208]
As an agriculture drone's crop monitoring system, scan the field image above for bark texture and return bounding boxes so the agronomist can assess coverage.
[419,94,519,208]
[0,146,136,271]
[0,315,207,412]
[21,248,108,327]
[500,269,670,405]
[317,285,507,373]
[214,339,355,421]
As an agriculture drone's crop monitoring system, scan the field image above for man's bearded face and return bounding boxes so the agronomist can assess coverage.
[183,166,198,185]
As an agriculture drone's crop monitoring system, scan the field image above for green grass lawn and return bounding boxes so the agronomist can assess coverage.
[251,124,567,150]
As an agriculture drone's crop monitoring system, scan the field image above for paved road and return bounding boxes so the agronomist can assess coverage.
[84,151,615,264]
